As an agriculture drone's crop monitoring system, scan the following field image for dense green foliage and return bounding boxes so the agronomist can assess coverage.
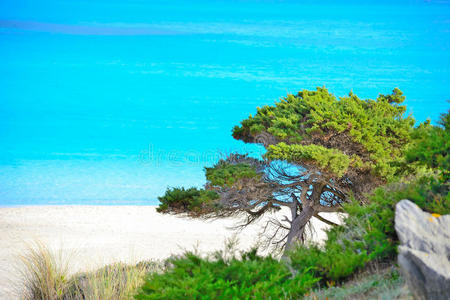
[233,87,414,180]
[205,162,261,188]
[141,175,448,299]
[266,143,350,177]
[289,175,449,283]
[406,110,449,181]
[136,249,319,300]
[157,187,219,214]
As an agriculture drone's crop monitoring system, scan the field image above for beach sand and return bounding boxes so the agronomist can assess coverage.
[0,206,341,299]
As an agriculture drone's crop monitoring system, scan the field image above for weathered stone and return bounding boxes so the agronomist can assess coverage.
[395,199,450,300]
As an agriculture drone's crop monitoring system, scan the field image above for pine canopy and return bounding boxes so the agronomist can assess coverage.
[232,87,414,183]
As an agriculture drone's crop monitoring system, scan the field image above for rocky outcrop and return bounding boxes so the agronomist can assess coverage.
[395,199,450,300]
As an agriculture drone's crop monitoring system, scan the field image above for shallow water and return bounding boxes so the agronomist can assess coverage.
[1,0,449,205]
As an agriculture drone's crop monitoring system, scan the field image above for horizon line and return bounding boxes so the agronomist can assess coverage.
[0,20,186,36]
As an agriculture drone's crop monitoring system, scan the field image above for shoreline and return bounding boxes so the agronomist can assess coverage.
[0,205,340,299]
[0,202,160,208]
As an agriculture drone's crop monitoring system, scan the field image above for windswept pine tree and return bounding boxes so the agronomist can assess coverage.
[158,87,416,251]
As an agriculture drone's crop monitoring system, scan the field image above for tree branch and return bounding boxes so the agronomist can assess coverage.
[314,213,339,226]
[270,198,293,207]
[313,204,342,212]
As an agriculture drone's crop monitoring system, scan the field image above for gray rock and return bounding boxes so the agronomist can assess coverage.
[395,199,450,300]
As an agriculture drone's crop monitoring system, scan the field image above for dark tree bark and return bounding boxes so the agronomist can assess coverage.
[208,156,345,253]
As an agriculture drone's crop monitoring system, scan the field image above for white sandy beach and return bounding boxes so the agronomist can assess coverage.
[0,205,341,299]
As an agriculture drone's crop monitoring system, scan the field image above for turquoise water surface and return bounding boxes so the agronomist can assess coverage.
[1,0,449,205]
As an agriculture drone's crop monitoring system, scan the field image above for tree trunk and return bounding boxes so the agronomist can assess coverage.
[284,205,315,252]
[283,182,326,254]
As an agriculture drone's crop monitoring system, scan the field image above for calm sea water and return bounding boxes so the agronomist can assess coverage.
[1,0,449,205]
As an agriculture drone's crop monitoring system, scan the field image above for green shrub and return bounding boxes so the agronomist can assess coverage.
[135,249,319,299]
[305,267,410,300]
[289,175,449,283]
[156,187,219,215]
[149,176,448,298]
[406,110,449,182]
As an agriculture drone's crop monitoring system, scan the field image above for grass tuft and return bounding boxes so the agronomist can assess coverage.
[304,267,412,300]
[18,241,74,300]
[17,241,164,300]
[70,262,160,300]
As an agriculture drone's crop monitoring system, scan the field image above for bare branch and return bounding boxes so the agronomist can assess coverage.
[314,213,339,226]
[313,204,342,212]
[271,198,293,207]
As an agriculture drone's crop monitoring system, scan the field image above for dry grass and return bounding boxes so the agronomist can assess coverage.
[70,262,161,300]
[18,241,74,300]
[17,242,163,300]
[304,266,413,300]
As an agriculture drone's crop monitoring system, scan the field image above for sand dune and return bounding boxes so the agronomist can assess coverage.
[0,205,341,299]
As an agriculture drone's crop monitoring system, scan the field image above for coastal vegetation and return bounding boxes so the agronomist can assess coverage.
[137,174,448,299]
[18,242,163,300]
[136,248,319,299]
[147,88,449,298]
[157,87,416,250]
[18,88,449,299]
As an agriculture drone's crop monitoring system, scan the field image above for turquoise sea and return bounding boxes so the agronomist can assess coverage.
[1,0,449,205]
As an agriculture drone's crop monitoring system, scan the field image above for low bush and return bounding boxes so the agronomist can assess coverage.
[139,175,448,298]
[136,249,319,300]
[156,187,218,215]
